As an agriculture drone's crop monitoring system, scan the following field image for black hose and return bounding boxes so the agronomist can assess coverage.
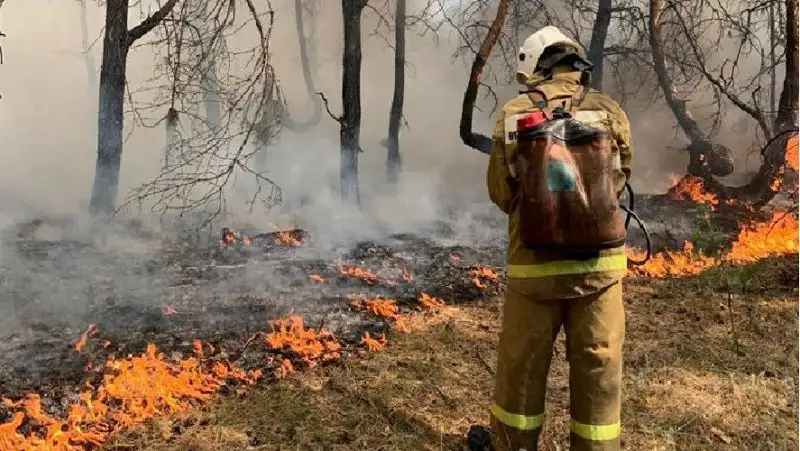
[620,203,652,266]
[621,182,651,266]
[624,182,634,229]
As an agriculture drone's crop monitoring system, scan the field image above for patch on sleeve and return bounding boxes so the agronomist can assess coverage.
[573,110,608,124]
[504,114,524,144]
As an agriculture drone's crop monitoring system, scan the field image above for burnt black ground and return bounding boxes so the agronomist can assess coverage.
[0,195,766,423]
[0,225,506,422]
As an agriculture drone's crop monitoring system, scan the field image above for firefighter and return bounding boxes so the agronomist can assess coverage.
[468,26,633,451]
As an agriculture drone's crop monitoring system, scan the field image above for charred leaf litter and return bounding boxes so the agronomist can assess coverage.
[0,213,508,421]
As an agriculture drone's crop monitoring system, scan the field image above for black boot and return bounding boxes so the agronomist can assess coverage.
[467,425,493,451]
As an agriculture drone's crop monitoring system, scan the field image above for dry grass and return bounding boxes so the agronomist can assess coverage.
[104,258,798,451]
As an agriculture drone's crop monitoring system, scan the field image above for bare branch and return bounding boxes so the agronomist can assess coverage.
[127,0,179,46]
[316,91,343,123]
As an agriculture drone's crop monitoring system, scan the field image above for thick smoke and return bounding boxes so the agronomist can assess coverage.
[0,0,780,329]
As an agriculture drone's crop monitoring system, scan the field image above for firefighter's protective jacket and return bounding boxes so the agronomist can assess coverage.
[486,69,633,299]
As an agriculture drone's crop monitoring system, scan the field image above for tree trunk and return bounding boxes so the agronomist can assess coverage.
[284,0,322,132]
[769,1,777,117]
[587,0,612,90]
[775,0,799,135]
[164,108,179,168]
[89,0,129,214]
[648,0,734,178]
[386,0,406,186]
[89,0,178,214]
[79,0,98,93]
[459,0,510,154]
[201,66,221,128]
[340,0,366,204]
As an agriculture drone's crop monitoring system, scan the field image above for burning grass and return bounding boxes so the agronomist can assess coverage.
[0,345,262,450]
[628,211,798,278]
[668,174,720,209]
[1,198,797,450]
[0,229,505,449]
[105,256,797,450]
[265,316,342,367]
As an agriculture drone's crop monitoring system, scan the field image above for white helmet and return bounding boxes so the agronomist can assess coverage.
[516,26,582,84]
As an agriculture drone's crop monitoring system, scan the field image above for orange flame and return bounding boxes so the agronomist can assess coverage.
[74,324,100,353]
[275,359,296,378]
[338,265,379,285]
[725,212,799,263]
[192,340,204,358]
[629,212,798,278]
[308,274,325,283]
[668,174,719,208]
[162,306,178,316]
[265,316,341,367]
[786,133,799,171]
[350,295,410,333]
[0,344,261,450]
[418,292,445,310]
[360,332,388,352]
[220,229,251,248]
[275,231,302,247]
[470,266,499,289]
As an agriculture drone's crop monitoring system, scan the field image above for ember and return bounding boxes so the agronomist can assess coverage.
[339,264,379,284]
[219,228,251,248]
[275,231,302,247]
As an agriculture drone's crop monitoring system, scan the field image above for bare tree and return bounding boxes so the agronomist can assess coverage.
[251,0,323,173]
[386,0,406,185]
[78,0,98,93]
[89,0,179,214]
[318,0,369,205]
[649,0,798,205]
[283,0,323,132]
[0,0,5,99]
[117,0,282,225]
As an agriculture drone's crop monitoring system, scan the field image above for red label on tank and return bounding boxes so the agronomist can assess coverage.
[517,111,547,130]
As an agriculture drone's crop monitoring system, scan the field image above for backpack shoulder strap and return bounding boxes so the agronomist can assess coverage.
[569,85,588,113]
[524,88,570,120]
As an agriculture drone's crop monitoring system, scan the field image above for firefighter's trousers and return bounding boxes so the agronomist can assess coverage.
[489,280,624,451]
